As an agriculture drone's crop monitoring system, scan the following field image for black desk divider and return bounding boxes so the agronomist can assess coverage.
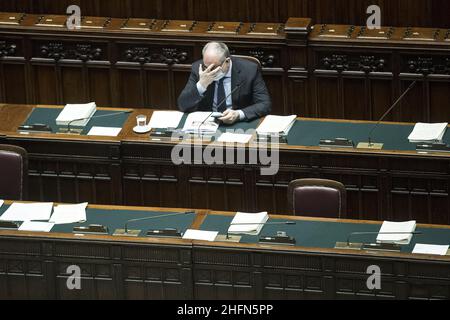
[73,224,109,235]
[319,138,354,148]
[416,142,450,153]
[0,221,19,230]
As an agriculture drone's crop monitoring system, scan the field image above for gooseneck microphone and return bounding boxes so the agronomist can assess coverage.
[65,110,133,134]
[113,210,196,237]
[346,231,422,247]
[358,80,417,149]
[197,83,242,136]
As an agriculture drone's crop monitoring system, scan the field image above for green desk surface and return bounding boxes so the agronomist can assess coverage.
[0,205,196,237]
[200,214,450,253]
[287,119,450,151]
[24,107,130,135]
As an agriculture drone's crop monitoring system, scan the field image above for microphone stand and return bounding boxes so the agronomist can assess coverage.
[113,210,195,237]
[335,231,422,252]
[195,83,241,139]
[357,80,418,150]
[60,110,132,134]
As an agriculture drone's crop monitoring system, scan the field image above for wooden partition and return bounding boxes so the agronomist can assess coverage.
[0,12,449,122]
[1,0,449,28]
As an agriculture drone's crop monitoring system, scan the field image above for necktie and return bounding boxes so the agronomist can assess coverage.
[216,77,227,113]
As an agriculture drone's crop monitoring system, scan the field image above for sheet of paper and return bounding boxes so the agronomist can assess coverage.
[18,221,54,232]
[408,122,448,142]
[87,126,122,137]
[56,102,97,126]
[49,202,88,224]
[217,132,252,144]
[256,115,297,135]
[182,112,219,134]
[182,229,218,241]
[148,111,184,129]
[228,212,269,235]
[0,200,3,208]
[413,244,449,256]
[376,220,416,245]
[0,202,53,221]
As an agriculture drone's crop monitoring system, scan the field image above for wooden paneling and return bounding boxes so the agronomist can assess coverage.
[1,0,449,28]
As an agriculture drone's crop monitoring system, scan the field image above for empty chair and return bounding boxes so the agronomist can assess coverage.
[0,144,28,200]
[287,179,346,218]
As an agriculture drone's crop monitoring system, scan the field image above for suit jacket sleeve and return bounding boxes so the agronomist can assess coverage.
[240,67,272,121]
[177,62,204,113]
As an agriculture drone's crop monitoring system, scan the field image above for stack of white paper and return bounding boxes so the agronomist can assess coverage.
[408,123,448,143]
[49,202,88,224]
[228,212,269,236]
[217,132,252,144]
[413,244,449,256]
[0,202,53,221]
[87,126,122,137]
[182,112,219,134]
[149,111,184,129]
[182,229,218,241]
[56,102,97,126]
[376,220,417,245]
[256,115,297,135]
[19,221,54,232]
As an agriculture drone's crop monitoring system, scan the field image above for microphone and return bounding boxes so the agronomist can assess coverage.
[196,82,242,137]
[216,220,295,242]
[112,210,195,237]
[62,110,133,134]
[335,231,422,251]
[357,80,418,150]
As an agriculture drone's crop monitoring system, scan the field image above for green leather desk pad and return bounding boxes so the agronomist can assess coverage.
[0,205,195,237]
[200,214,450,252]
[23,107,130,135]
[287,119,450,151]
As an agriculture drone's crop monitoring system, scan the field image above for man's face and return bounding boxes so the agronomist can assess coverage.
[202,53,230,74]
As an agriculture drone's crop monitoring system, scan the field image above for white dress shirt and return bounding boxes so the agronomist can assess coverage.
[196,60,245,121]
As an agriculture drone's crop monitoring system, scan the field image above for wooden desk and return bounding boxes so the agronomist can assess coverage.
[0,201,449,300]
[1,104,450,224]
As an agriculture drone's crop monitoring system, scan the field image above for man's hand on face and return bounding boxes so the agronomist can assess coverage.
[198,64,221,89]
[218,109,240,124]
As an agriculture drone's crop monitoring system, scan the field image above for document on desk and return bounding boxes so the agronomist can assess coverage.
[182,112,219,134]
[256,115,297,135]
[87,126,122,137]
[49,202,88,224]
[408,122,448,143]
[148,111,184,129]
[19,221,54,232]
[0,202,53,221]
[56,102,97,126]
[228,211,269,235]
[217,132,252,144]
[182,229,218,241]
[413,244,449,256]
[376,220,416,245]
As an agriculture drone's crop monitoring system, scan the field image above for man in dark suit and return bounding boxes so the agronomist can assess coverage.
[177,42,271,124]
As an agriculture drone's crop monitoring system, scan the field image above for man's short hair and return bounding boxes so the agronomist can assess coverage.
[202,42,230,63]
